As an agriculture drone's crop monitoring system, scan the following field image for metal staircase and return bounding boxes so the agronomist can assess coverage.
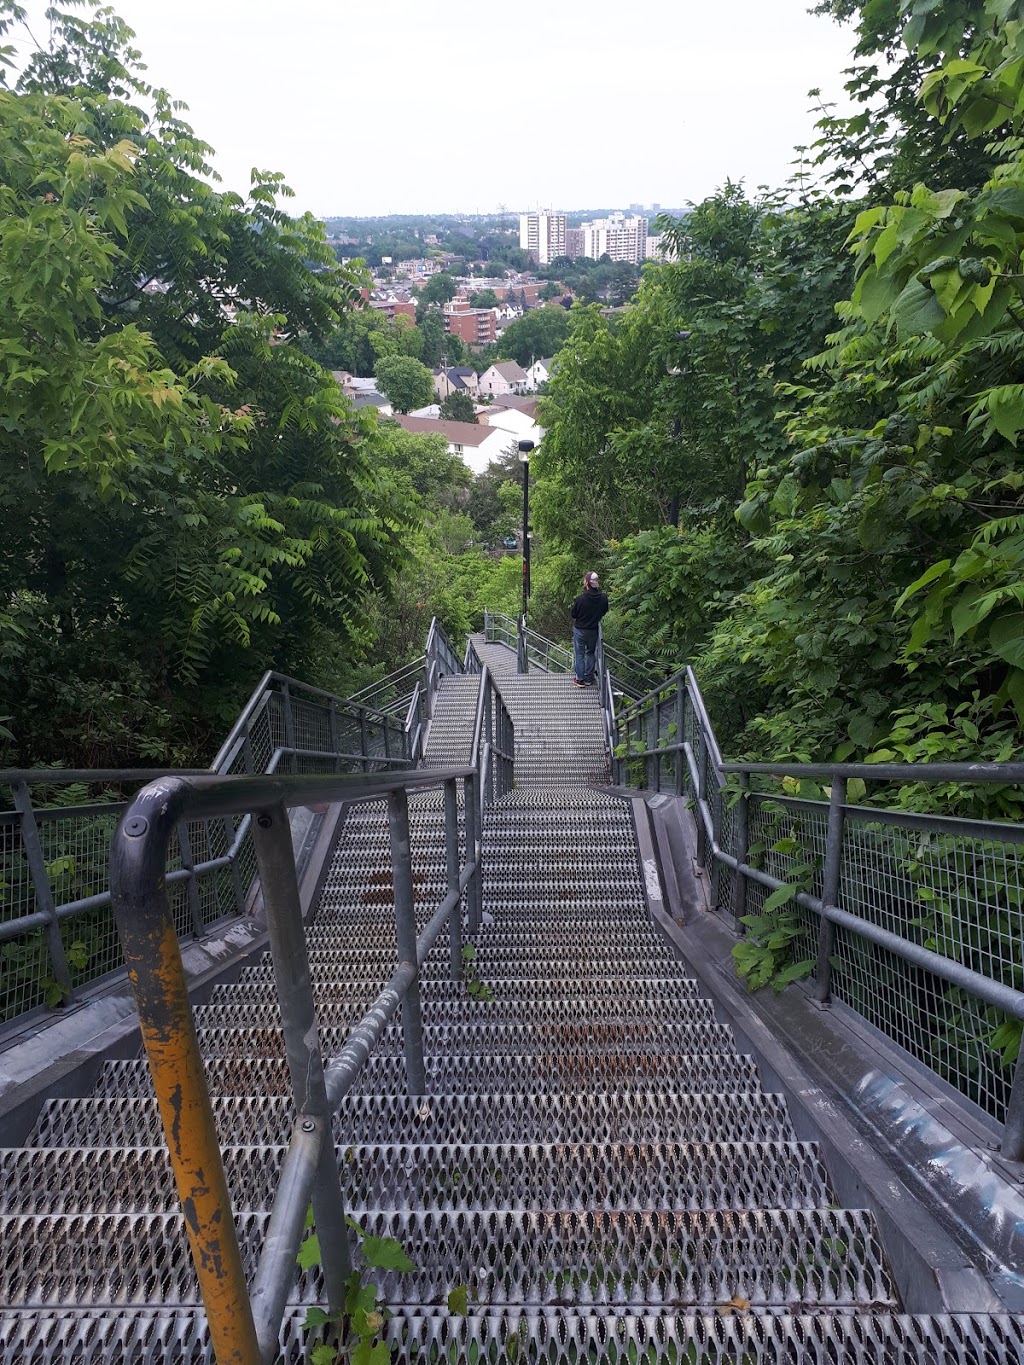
[1,631,1023,1361]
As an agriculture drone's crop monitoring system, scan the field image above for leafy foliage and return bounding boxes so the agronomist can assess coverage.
[0,2,408,766]
[372,355,435,413]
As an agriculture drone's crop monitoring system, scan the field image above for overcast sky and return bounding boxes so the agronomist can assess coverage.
[12,1,860,217]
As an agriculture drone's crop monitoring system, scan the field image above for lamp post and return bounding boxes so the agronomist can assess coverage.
[666,331,692,528]
[517,439,534,673]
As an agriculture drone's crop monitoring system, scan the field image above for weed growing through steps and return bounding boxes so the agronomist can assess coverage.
[300,1212,471,1363]
[461,943,493,1002]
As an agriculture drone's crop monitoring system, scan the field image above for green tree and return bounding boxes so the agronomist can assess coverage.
[0,1,407,765]
[373,355,435,412]
[496,307,572,367]
[439,390,477,423]
[469,289,500,309]
[417,271,458,309]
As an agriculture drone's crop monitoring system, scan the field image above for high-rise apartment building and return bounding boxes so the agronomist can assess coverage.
[519,211,567,265]
[576,213,648,265]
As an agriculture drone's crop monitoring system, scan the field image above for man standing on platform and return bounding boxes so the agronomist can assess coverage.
[570,571,609,687]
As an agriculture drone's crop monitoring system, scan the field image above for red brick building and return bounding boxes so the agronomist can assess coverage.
[445,308,497,346]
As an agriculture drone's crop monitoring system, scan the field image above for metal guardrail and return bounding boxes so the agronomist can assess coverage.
[611,665,1024,1160]
[483,609,661,700]
[110,746,497,1363]
[1,674,408,1031]
[347,618,465,736]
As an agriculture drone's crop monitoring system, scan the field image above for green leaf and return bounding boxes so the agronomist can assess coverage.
[895,559,950,610]
[447,1284,469,1315]
[297,1234,321,1270]
[772,959,814,991]
[360,1236,415,1273]
[304,1307,332,1330]
[352,1343,391,1365]
[760,884,797,914]
[847,714,876,747]
[990,614,1024,668]
[311,1346,338,1365]
[890,277,946,336]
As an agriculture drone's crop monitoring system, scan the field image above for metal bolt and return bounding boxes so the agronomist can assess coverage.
[256,813,273,829]
[124,816,149,838]
[301,1119,315,1133]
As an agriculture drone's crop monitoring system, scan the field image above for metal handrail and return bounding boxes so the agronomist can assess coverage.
[110,763,484,1364]
[610,659,1024,1161]
[1,673,410,1030]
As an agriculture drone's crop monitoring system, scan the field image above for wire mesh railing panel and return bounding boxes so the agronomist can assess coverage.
[830,926,1015,1121]
[289,696,332,754]
[746,796,827,956]
[841,818,1024,986]
[1,813,35,927]
[0,929,53,1024]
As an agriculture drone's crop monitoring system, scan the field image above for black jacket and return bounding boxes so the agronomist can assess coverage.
[571,587,609,632]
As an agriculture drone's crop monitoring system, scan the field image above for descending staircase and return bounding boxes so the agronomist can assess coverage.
[1,636,1022,1362]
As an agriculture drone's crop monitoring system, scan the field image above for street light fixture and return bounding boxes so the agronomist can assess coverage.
[517,439,534,673]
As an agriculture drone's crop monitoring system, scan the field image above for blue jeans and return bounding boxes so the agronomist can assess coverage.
[573,627,598,684]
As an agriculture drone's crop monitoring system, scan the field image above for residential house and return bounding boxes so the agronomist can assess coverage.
[390,415,518,476]
[331,372,393,416]
[478,360,529,397]
[433,367,479,400]
[484,403,542,445]
[523,357,555,391]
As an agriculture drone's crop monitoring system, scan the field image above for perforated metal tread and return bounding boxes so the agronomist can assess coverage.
[18,1091,796,1159]
[193,994,715,1032]
[2,1308,1022,1364]
[0,1207,896,1310]
[90,1049,758,1099]
[203,975,702,1017]
[3,1139,832,1213]
[237,948,691,981]
[193,1018,729,1060]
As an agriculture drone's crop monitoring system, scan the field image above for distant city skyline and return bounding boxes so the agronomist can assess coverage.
[11,1,860,216]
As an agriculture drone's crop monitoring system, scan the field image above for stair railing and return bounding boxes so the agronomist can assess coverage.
[0,673,407,1033]
[613,664,1024,1162]
[110,756,486,1365]
[467,666,515,929]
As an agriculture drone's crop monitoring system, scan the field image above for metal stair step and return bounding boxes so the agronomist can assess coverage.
[197,976,706,1025]
[236,948,691,981]
[0,1207,896,1310]
[191,1019,734,1060]
[6,1138,831,1211]
[89,1049,756,1099]
[2,1307,1021,1364]
[16,1091,797,1170]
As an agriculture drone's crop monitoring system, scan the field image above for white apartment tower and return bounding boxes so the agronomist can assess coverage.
[578,213,648,265]
[519,211,567,265]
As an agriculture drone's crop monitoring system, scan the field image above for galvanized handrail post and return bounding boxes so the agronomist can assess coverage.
[223,817,246,914]
[281,682,297,775]
[814,776,847,1004]
[444,778,463,978]
[464,771,482,934]
[328,698,341,773]
[483,685,494,806]
[694,720,708,868]
[176,821,206,938]
[651,697,662,793]
[732,774,750,931]
[1001,1048,1024,1161]
[12,781,74,1003]
[251,802,352,1312]
[675,680,686,797]
[359,710,370,773]
[517,615,527,674]
[111,802,260,1365]
[386,788,426,1093]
